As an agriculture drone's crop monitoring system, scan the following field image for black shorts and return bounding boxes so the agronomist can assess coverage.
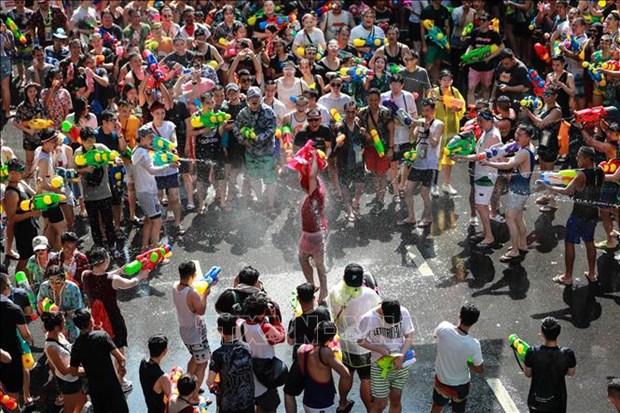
[110,189,123,206]
[393,142,414,163]
[342,351,371,380]
[57,377,83,395]
[432,377,470,413]
[155,173,180,190]
[197,159,226,182]
[255,387,280,411]
[23,135,41,151]
[283,359,304,396]
[42,205,65,224]
[15,223,38,259]
[538,146,558,163]
[407,168,435,187]
[0,350,24,393]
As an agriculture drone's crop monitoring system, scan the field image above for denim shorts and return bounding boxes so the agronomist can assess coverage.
[0,56,11,79]
[565,215,596,244]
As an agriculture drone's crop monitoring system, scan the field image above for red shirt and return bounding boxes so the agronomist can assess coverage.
[300,181,326,233]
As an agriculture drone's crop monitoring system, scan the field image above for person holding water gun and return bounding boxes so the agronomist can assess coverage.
[559,17,588,110]
[139,334,173,413]
[12,83,48,177]
[359,88,395,215]
[420,0,452,83]
[430,304,484,413]
[0,273,34,413]
[398,98,444,228]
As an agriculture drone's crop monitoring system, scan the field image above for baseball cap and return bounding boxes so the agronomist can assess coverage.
[33,235,50,252]
[247,86,262,99]
[138,125,154,139]
[7,158,26,172]
[225,83,239,92]
[381,299,402,324]
[53,28,68,39]
[343,263,364,288]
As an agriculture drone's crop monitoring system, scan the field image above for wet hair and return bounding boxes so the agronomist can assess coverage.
[178,261,196,280]
[460,303,480,326]
[177,375,197,396]
[45,265,65,280]
[88,247,109,266]
[217,313,237,335]
[61,231,79,244]
[238,266,260,286]
[148,334,168,358]
[316,321,337,345]
[79,126,97,142]
[439,69,453,80]
[41,311,65,332]
[296,283,315,304]
[421,98,436,109]
[578,146,596,161]
[242,293,268,319]
[367,88,381,98]
[516,123,535,139]
[381,299,402,324]
[551,54,565,63]
[500,48,515,60]
[541,316,561,340]
[74,308,92,330]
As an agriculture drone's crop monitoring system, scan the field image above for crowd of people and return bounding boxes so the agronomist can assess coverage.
[0,0,620,412]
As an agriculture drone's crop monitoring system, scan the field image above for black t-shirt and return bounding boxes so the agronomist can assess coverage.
[493,60,529,102]
[70,331,120,394]
[287,305,331,359]
[96,128,120,152]
[524,345,576,412]
[0,295,26,356]
[162,51,193,70]
[420,5,451,33]
[209,340,255,412]
[166,101,190,154]
[294,125,334,152]
[196,128,224,160]
[139,359,165,413]
[225,101,248,157]
[468,29,502,72]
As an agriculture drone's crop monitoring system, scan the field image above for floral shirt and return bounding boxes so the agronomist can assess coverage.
[47,251,90,288]
[235,104,277,158]
[41,87,72,128]
[26,255,48,290]
[30,6,68,47]
[14,99,48,142]
[36,280,84,342]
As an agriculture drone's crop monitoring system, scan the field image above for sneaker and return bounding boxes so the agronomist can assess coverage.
[441,183,457,195]
[121,379,133,393]
[491,215,506,224]
[469,217,479,227]
[595,240,618,250]
[430,185,440,198]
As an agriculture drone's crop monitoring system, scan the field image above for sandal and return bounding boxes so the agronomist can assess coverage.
[5,251,20,260]
[417,220,432,228]
[584,271,598,283]
[336,400,355,413]
[499,253,521,263]
[397,219,416,226]
[176,225,186,235]
[552,275,573,285]
[475,241,494,249]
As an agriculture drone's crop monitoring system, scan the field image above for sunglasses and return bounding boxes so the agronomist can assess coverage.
[331,82,343,87]
[241,78,252,83]
[308,118,320,122]
[542,92,556,97]
[50,279,64,285]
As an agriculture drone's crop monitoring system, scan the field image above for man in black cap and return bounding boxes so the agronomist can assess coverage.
[3,158,40,273]
[33,128,66,251]
[328,263,381,412]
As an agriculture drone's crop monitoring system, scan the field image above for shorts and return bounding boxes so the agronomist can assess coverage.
[299,230,325,256]
[42,205,65,224]
[565,215,597,244]
[197,159,226,182]
[245,154,276,185]
[23,134,42,151]
[473,175,496,205]
[57,377,83,395]
[468,69,494,88]
[538,145,558,164]
[0,350,23,393]
[284,359,304,396]
[393,142,414,162]
[155,173,180,190]
[574,74,585,98]
[0,56,11,79]
[507,192,529,210]
[136,191,162,219]
[425,44,445,65]
[432,376,470,413]
[185,340,211,364]
[303,404,336,413]
[600,182,619,207]
[370,361,409,399]
[125,164,134,185]
[407,168,435,187]
[342,351,371,380]
[364,147,390,174]
[256,387,280,411]
[15,223,38,259]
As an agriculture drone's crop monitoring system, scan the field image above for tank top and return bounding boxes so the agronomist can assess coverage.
[301,180,326,233]
[539,106,561,151]
[300,344,336,409]
[474,127,500,183]
[571,167,604,221]
[5,185,37,230]
[384,43,404,65]
[277,78,305,110]
[82,271,122,320]
[172,283,208,345]
[555,72,571,118]
[34,149,55,193]
[290,111,308,137]
[139,359,166,413]
[44,336,78,383]
[509,147,535,195]
[413,119,441,170]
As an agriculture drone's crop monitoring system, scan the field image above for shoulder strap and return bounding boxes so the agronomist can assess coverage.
[240,322,247,342]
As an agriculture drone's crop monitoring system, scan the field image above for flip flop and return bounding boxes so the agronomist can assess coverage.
[336,400,355,413]
[475,241,494,249]
[499,253,521,263]
[584,272,598,283]
[418,221,432,228]
[397,219,416,226]
[552,275,572,285]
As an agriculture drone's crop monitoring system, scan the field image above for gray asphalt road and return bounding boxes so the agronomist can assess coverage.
[2,120,619,413]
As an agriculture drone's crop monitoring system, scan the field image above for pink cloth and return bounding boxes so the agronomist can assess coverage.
[299,230,325,256]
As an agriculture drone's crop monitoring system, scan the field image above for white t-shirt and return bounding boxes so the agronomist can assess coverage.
[262,97,287,124]
[434,321,483,386]
[147,121,177,177]
[328,282,381,355]
[357,306,414,362]
[380,90,417,145]
[349,25,385,46]
[317,93,353,116]
[131,146,173,193]
[292,28,327,51]
[44,335,79,383]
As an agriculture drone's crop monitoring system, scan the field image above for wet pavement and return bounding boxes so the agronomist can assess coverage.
[3,121,619,412]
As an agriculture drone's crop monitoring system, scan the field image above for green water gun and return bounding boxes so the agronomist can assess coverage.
[376,349,416,378]
[444,133,476,157]
[74,149,118,168]
[20,193,67,212]
[509,333,530,363]
[460,44,499,65]
[241,127,257,142]
[153,135,176,152]
[0,163,7,182]
[151,151,180,166]
[17,330,35,370]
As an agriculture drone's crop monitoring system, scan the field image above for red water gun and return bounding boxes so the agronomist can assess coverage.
[0,388,18,411]
[574,106,612,124]
[527,69,546,97]
[600,159,620,174]
[534,43,550,64]
[124,244,173,275]
[143,50,165,87]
